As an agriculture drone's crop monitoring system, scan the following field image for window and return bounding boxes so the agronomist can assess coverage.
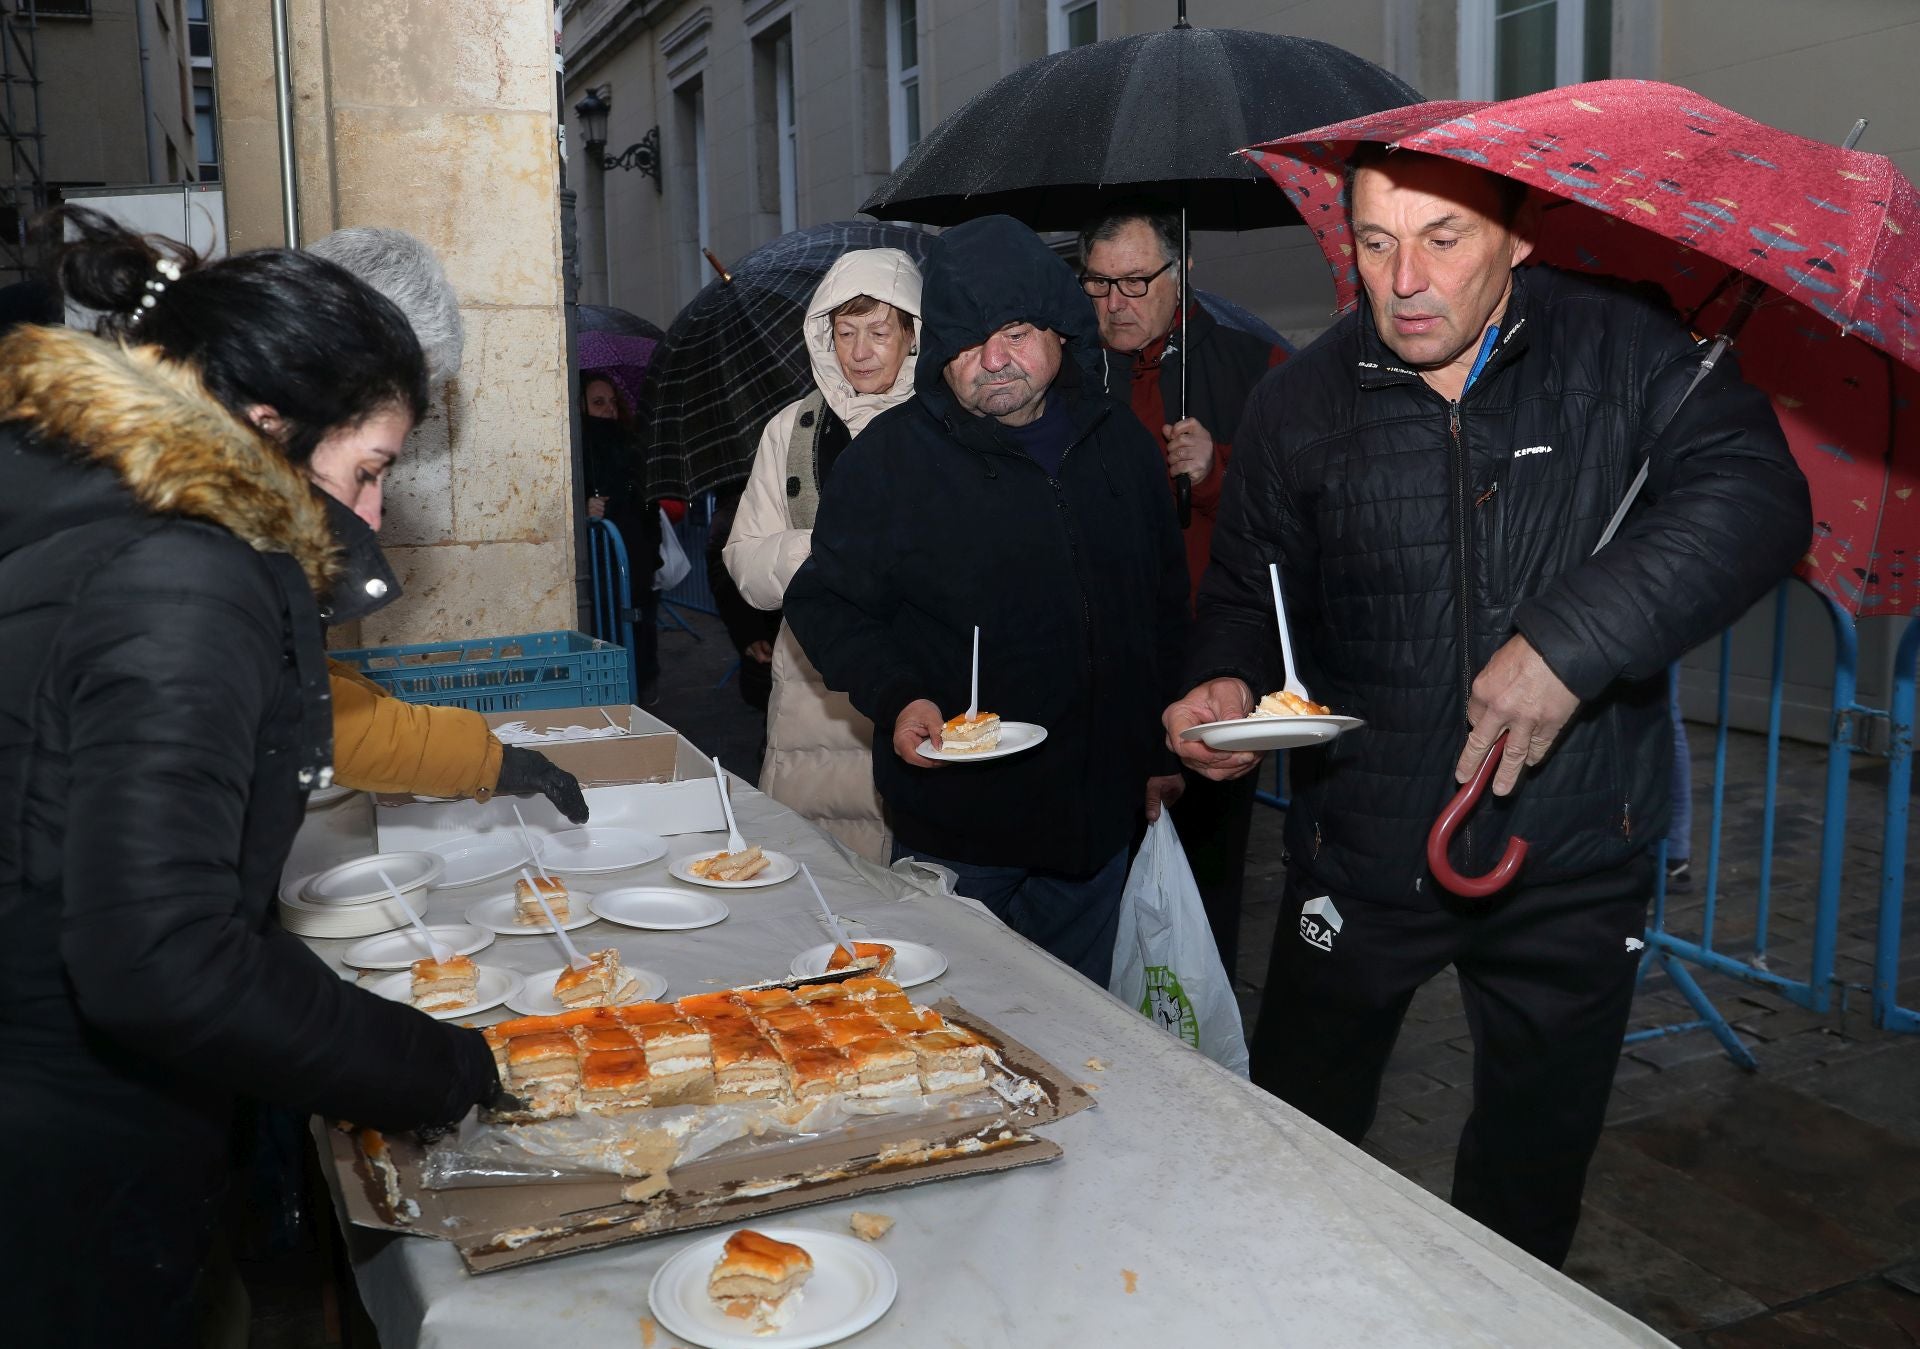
[774,31,797,232]
[194,84,219,182]
[31,0,92,16]
[1459,0,1611,100]
[1048,0,1097,53]
[187,0,212,60]
[753,23,799,234]
[674,77,710,301]
[885,0,920,167]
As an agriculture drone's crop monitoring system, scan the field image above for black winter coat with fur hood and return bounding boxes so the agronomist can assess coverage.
[0,326,497,1336]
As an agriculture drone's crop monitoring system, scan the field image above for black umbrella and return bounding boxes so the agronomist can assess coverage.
[640,220,936,499]
[578,303,666,340]
[861,23,1419,232]
[863,17,1413,521]
[1195,289,1289,352]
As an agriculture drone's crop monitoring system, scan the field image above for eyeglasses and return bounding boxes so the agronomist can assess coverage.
[1079,260,1174,299]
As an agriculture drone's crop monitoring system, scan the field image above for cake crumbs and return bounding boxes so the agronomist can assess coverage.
[1084,1057,1107,1071]
[1123,1269,1139,1294]
[849,1211,894,1242]
[637,1315,657,1346]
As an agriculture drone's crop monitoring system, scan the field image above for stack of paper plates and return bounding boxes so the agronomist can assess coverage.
[278,876,410,938]
[276,851,444,939]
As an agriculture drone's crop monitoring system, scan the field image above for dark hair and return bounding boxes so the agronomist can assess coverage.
[1078,196,1182,269]
[1343,144,1530,225]
[827,293,916,336]
[50,205,428,464]
[580,370,636,430]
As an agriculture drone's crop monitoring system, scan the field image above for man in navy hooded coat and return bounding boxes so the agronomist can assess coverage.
[785,215,1190,983]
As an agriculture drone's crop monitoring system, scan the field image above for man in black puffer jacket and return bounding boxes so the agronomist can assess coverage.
[1167,149,1810,1266]
[786,215,1189,984]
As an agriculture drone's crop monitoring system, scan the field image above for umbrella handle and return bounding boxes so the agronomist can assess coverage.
[1174,472,1192,528]
[1426,731,1529,899]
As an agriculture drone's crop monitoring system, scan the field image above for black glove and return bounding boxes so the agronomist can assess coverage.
[494,746,589,824]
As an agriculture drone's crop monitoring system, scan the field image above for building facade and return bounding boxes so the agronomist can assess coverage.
[1,0,204,282]
[560,0,1920,346]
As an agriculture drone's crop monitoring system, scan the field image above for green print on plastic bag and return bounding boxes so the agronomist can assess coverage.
[1141,966,1200,1048]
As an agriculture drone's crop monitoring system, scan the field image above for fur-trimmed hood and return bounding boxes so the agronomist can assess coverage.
[0,324,338,592]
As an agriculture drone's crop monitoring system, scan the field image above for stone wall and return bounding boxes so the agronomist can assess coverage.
[210,0,577,647]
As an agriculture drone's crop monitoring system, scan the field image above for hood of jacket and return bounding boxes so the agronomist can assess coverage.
[804,247,924,436]
[0,324,339,594]
[913,215,1101,425]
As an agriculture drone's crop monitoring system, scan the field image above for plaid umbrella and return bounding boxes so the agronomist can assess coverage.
[641,220,936,498]
[1245,79,1920,618]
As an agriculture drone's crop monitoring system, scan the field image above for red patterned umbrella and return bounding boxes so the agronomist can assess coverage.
[1243,79,1920,618]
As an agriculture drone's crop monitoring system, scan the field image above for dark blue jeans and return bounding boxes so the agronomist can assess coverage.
[891,843,1129,986]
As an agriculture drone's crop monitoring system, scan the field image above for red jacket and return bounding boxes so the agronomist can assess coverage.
[1099,305,1288,608]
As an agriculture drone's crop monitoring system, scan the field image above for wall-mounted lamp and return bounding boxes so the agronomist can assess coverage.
[574,86,662,192]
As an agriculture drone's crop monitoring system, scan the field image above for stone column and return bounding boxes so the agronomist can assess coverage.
[573,152,610,306]
[208,0,576,645]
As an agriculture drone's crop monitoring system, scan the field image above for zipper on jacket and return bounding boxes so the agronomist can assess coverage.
[1450,398,1475,864]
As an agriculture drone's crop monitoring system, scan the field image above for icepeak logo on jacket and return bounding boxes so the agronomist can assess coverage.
[912,214,1102,427]
[0,324,339,593]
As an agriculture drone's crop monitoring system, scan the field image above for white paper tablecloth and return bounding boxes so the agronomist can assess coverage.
[289,773,1671,1349]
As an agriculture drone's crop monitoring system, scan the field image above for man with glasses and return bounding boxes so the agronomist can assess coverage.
[1079,198,1288,978]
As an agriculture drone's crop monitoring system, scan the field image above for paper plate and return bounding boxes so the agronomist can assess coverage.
[648,1227,897,1349]
[278,875,409,939]
[533,826,669,875]
[503,964,669,1016]
[423,834,534,888]
[590,886,730,931]
[365,965,520,1021]
[915,719,1047,763]
[788,939,947,990]
[343,923,495,971]
[667,848,800,889]
[464,890,602,936]
[299,851,445,906]
[304,783,360,810]
[1178,714,1364,753]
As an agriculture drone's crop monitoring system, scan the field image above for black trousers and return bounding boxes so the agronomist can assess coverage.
[1167,763,1260,977]
[1250,855,1652,1268]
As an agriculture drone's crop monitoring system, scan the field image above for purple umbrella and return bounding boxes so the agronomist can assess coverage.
[577,329,658,421]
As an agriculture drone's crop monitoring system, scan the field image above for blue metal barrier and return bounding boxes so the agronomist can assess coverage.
[586,517,639,705]
[1875,613,1920,1033]
[661,493,719,625]
[1629,578,1920,1065]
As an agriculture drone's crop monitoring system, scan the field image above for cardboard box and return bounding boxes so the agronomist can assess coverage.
[374,706,726,847]
[324,1003,1095,1274]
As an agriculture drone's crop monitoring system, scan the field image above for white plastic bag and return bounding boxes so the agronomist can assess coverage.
[1110,812,1250,1075]
[654,507,692,592]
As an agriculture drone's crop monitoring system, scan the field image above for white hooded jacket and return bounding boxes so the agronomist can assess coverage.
[722,248,923,861]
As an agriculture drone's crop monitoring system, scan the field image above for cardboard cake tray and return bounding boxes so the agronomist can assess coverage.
[322,1001,1095,1274]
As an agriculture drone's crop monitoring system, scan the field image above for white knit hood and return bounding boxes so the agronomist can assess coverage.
[804,248,924,435]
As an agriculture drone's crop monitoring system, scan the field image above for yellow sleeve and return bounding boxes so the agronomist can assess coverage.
[327,659,505,797]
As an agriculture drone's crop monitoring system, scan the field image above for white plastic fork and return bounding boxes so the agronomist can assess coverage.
[712,757,748,854]
[376,867,453,962]
[1269,561,1312,703]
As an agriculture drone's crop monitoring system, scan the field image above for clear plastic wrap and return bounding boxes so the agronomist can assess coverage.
[421,1061,1050,1189]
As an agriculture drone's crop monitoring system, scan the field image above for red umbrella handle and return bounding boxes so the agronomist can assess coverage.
[1427,731,1529,899]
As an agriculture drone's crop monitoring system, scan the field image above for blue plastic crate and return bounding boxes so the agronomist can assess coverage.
[330,629,630,713]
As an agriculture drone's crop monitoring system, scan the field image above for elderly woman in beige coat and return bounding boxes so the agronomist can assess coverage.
[724,248,923,860]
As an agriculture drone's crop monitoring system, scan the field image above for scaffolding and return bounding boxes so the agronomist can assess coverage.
[1,0,46,286]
